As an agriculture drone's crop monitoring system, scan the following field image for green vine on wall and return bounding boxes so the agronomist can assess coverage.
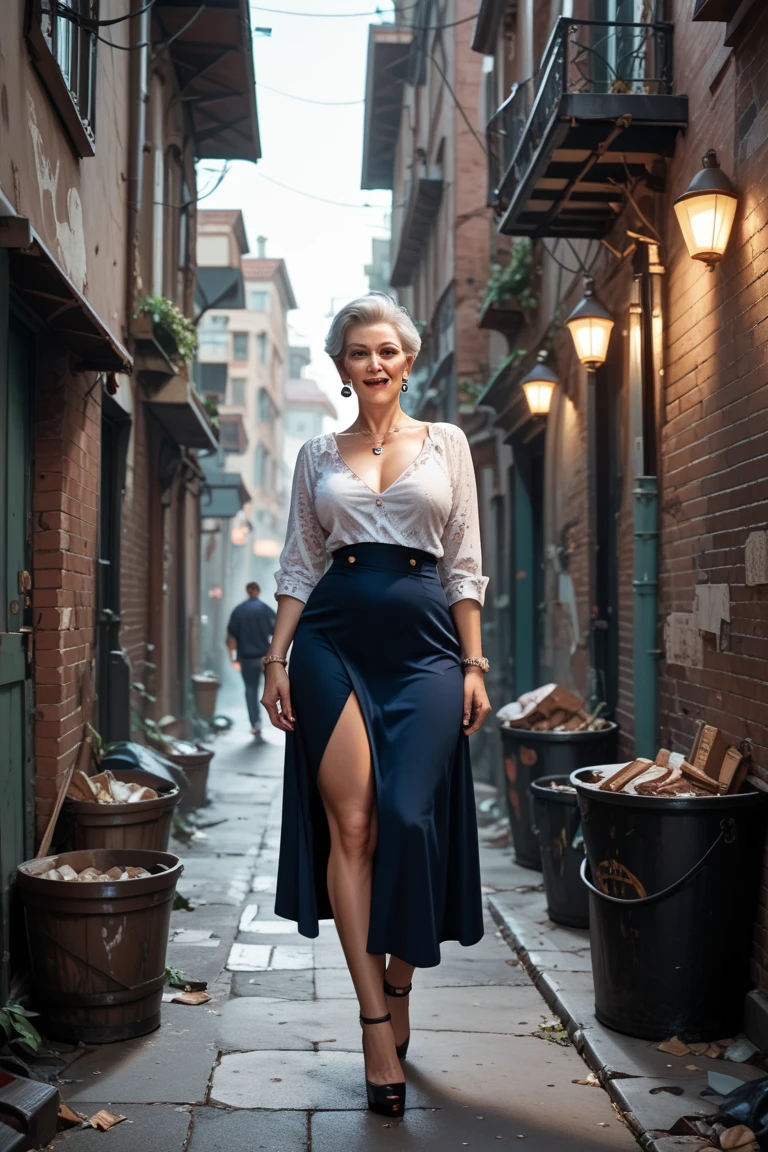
[482,239,537,313]
[135,295,198,363]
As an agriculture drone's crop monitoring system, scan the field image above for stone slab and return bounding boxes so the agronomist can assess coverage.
[63,1016,219,1105]
[188,1106,308,1151]
[311,1105,637,1151]
[231,970,315,999]
[211,1050,431,1110]
[52,1103,191,1152]
[608,1076,718,1133]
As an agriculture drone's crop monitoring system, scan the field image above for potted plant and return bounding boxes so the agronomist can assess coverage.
[479,239,537,333]
[134,295,198,367]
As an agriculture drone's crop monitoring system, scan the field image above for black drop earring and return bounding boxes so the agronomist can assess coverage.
[401,377,409,393]
[341,383,352,397]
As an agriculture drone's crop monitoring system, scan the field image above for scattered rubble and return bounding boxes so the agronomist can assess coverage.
[67,769,159,805]
[496,684,612,733]
[40,863,153,882]
[582,724,750,798]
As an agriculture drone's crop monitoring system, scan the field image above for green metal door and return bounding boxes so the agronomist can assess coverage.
[0,253,34,997]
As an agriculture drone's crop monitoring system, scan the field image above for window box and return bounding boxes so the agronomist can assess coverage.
[26,0,98,158]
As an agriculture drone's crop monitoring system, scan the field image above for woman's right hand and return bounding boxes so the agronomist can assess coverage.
[261,664,295,732]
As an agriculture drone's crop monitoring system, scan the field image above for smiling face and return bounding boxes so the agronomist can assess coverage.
[336,322,416,402]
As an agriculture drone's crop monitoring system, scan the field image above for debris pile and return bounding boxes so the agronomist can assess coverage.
[66,769,160,805]
[39,863,153,882]
[598,723,748,798]
[497,684,612,733]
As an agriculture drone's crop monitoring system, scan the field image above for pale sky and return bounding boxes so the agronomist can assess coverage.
[199,0,397,424]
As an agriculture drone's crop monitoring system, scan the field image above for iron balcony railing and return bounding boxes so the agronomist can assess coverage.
[486,16,675,211]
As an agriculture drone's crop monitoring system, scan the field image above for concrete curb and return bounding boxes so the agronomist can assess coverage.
[488,894,732,1152]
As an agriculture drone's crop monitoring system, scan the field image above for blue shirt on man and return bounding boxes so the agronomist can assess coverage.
[226,597,276,659]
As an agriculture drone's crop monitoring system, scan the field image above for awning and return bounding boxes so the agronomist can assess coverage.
[361,25,412,190]
[154,0,261,162]
[200,469,249,518]
[390,173,443,287]
[147,366,219,452]
[195,265,245,312]
[3,221,132,372]
[471,0,511,55]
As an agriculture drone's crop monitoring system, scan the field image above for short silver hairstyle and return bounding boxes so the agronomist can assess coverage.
[324,292,422,360]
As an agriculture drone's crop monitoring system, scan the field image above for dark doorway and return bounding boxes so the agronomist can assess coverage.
[0,260,35,999]
[98,397,131,744]
[510,438,545,697]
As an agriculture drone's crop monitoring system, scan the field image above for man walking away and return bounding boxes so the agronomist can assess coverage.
[226,582,276,740]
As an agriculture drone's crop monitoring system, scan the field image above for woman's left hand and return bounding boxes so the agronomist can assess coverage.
[462,669,492,735]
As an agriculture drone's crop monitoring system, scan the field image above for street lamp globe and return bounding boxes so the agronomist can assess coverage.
[673,149,738,267]
[565,280,614,369]
[520,358,558,416]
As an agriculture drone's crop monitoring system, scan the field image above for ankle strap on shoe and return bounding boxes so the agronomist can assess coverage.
[384,980,412,998]
[359,1012,392,1026]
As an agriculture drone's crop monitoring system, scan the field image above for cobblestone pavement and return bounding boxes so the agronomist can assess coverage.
[50,704,638,1151]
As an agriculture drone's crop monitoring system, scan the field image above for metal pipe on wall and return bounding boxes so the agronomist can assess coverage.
[126,0,150,314]
[629,271,661,756]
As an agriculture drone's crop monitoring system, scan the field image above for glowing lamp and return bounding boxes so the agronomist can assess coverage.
[520,359,558,417]
[673,149,738,267]
[565,279,614,369]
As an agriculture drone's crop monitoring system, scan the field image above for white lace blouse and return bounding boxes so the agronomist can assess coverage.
[274,422,489,607]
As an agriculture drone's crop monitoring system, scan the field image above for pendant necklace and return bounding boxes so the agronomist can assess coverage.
[338,426,403,455]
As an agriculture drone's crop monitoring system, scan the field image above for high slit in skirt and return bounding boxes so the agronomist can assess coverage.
[275,542,484,968]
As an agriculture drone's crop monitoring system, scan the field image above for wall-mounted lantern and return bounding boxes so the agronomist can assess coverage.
[521,354,558,416]
[565,279,614,369]
[673,149,738,268]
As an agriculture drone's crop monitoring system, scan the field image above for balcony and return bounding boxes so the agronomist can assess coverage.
[487,17,688,238]
[390,170,444,287]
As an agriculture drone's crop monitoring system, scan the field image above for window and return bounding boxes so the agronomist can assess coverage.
[254,443,271,489]
[198,315,229,362]
[26,0,98,157]
[230,377,246,406]
[232,332,249,361]
[257,388,272,423]
[198,363,227,396]
[257,332,268,365]
[247,287,270,311]
[219,415,247,453]
[289,352,306,378]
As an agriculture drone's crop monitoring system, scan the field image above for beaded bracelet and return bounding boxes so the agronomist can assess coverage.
[261,654,288,672]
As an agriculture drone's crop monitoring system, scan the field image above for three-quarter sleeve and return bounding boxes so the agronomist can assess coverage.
[274,443,329,603]
[437,426,490,607]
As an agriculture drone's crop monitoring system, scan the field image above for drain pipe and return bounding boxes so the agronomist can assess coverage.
[629,267,661,757]
[126,0,149,317]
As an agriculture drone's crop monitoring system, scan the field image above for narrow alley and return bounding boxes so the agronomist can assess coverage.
[48,693,634,1152]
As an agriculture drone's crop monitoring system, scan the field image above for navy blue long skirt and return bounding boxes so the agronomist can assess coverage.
[274,542,484,969]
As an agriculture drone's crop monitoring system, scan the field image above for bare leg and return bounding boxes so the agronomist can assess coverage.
[385,955,416,1050]
[317,692,402,1087]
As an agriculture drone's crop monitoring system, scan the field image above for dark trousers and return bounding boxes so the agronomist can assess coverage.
[240,658,264,728]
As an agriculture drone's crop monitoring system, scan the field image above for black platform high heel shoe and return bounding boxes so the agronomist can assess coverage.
[384,979,412,1060]
[359,1012,406,1117]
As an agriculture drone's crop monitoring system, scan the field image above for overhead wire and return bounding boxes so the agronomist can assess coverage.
[250,3,417,16]
[253,170,391,209]
[52,0,157,26]
[257,83,363,105]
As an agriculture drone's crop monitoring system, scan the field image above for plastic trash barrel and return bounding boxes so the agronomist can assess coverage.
[501,724,618,869]
[573,765,768,1041]
[532,775,589,928]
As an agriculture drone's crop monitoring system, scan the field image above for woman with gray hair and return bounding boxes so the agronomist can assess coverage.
[262,292,490,1118]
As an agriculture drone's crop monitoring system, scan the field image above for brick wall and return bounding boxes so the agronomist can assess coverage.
[660,6,768,989]
[32,353,100,836]
[454,0,492,389]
